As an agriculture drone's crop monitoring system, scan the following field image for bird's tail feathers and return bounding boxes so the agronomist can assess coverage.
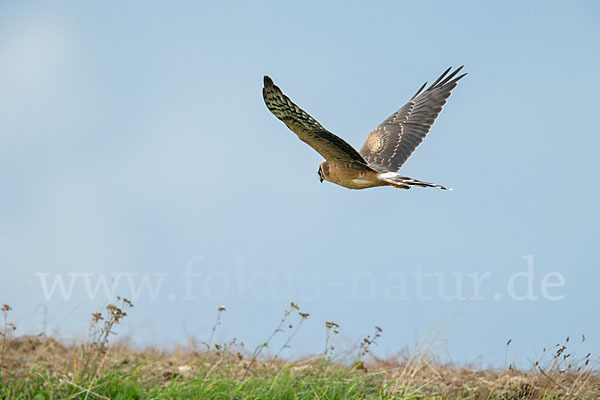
[379,172,451,190]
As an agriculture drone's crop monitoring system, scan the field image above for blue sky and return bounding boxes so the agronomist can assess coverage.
[1,1,599,366]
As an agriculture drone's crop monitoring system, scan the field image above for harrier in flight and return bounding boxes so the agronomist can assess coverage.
[263,66,466,190]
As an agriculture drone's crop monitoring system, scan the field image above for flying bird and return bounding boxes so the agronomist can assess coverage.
[263,66,466,190]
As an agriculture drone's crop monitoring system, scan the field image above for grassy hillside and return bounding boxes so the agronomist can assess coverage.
[1,302,598,399]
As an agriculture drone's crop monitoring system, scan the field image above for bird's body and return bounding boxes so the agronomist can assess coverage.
[318,162,384,190]
[263,67,466,191]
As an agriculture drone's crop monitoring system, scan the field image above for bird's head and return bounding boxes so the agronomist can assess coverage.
[318,162,329,183]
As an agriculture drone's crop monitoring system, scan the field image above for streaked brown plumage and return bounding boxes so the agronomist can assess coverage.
[263,66,466,190]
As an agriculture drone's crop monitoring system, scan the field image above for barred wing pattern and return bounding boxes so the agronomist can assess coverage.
[263,76,371,169]
[359,66,467,172]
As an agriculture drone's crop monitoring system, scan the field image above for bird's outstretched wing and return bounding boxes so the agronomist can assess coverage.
[263,76,371,168]
[359,66,467,172]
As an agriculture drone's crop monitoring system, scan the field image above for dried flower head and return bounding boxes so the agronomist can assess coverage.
[91,312,104,322]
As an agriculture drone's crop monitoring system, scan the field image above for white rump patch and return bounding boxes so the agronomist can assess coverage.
[378,172,397,179]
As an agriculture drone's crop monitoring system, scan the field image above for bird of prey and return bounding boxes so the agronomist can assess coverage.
[263,66,466,190]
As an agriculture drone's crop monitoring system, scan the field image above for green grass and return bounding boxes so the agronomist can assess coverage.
[1,361,405,399]
[2,337,597,400]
